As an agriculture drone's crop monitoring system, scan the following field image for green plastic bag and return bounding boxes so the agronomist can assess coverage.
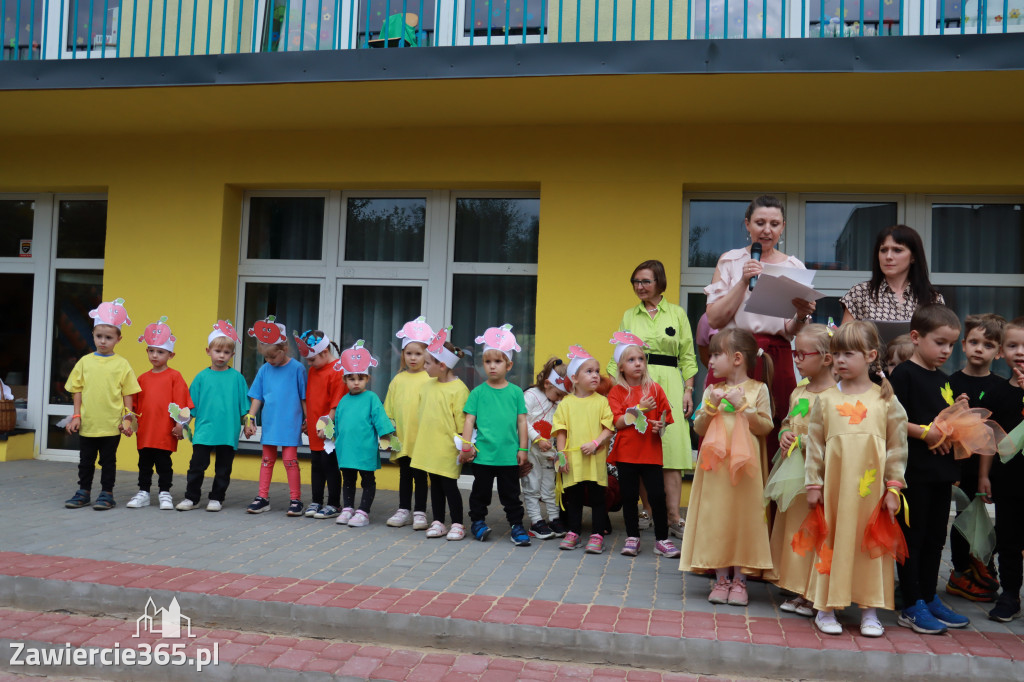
[763,443,806,512]
[952,497,996,565]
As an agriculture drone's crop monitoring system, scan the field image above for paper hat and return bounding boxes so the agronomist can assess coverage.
[547,368,570,394]
[567,345,596,378]
[138,316,177,352]
[334,340,379,375]
[89,298,132,329]
[427,326,460,368]
[294,329,331,358]
[475,323,521,361]
[247,315,286,345]
[207,320,240,345]
[395,316,435,349]
[609,330,649,364]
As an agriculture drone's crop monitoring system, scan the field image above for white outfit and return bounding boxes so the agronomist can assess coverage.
[521,386,560,523]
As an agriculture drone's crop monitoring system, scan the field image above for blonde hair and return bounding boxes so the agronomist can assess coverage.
[532,356,566,390]
[885,333,914,368]
[481,348,512,366]
[207,336,236,352]
[796,324,832,357]
[400,340,427,371]
[832,321,893,399]
[257,340,290,358]
[615,345,655,395]
[708,328,775,415]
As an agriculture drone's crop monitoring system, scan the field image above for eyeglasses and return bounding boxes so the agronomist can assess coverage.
[631,279,654,287]
[793,351,822,362]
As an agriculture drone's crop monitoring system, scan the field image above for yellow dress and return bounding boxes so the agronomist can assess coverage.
[802,385,908,610]
[409,378,469,480]
[551,393,615,488]
[680,380,774,575]
[383,370,431,462]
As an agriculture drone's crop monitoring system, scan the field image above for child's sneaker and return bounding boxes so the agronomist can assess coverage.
[528,520,555,540]
[584,533,604,554]
[126,491,150,508]
[727,580,749,606]
[336,507,354,525]
[988,595,1022,622]
[898,599,948,634]
[206,500,222,512]
[559,531,580,550]
[549,517,568,537]
[654,539,681,558]
[387,509,411,527]
[969,557,1000,591]
[621,537,641,556]
[246,497,270,514]
[286,500,303,517]
[304,502,321,518]
[471,520,491,542]
[446,523,466,541]
[175,499,195,511]
[348,509,370,527]
[946,570,996,602]
[413,511,429,530]
[65,489,91,509]
[708,577,732,604]
[315,505,340,519]
[926,596,969,628]
[92,492,116,510]
[425,520,447,538]
[158,492,174,510]
[510,524,531,547]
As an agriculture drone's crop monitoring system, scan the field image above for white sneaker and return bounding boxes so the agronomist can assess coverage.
[348,510,370,527]
[412,511,429,530]
[126,491,150,509]
[425,520,447,538]
[175,499,195,511]
[158,492,174,510]
[386,509,411,527]
[446,523,466,541]
[206,500,222,512]
[336,507,354,525]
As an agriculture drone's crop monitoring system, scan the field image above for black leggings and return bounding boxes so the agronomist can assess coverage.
[897,480,952,604]
[398,456,428,512]
[78,435,120,493]
[429,473,463,526]
[310,449,341,507]
[561,481,609,536]
[342,469,376,513]
[137,447,174,492]
[618,462,668,540]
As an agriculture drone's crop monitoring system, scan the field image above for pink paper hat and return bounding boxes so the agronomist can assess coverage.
[247,315,286,345]
[428,326,460,368]
[333,340,379,375]
[208,320,240,345]
[567,345,595,378]
[89,298,131,329]
[395,316,435,349]
[294,329,331,358]
[547,368,570,394]
[138,316,177,352]
[609,330,649,364]
[475,323,521,361]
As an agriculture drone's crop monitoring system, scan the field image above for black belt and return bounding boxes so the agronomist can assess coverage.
[646,353,677,368]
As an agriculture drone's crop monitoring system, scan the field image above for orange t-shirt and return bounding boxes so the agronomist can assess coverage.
[305,362,348,450]
[136,368,192,452]
[607,382,674,465]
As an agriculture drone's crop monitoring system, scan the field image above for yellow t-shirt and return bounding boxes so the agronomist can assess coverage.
[410,378,469,480]
[552,393,615,487]
[65,353,141,437]
[383,370,431,461]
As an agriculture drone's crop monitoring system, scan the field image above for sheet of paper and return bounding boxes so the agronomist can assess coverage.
[743,274,825,319]
[760,262,816,287]
[868,320,911,346]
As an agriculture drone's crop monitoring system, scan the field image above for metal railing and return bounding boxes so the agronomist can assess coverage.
[2,0,1021,60]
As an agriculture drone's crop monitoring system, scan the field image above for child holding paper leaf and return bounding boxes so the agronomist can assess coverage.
[297,330,346,520]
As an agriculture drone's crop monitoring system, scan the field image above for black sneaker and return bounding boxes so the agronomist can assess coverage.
[286,499,303,517]
[549,517,568,537]
[989,595,1022,623]
[246,497,270,514]
[65,489,91,509]
[528,520,555,540]
[92,491,116,510]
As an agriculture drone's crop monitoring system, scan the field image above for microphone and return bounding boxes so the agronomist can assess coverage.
[748,242,762,291]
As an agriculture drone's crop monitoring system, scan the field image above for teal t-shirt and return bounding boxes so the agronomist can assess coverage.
[463,383,527,466]
[189,368,250,447]
[335,390,395,472]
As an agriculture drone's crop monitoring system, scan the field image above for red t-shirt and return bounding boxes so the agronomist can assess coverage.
[305,362,348,450]
[136,368,192,452]
[607,382,674,465]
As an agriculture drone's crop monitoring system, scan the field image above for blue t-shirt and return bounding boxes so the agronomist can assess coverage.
[248,358,307,446]
[463,383,527,466]
[335,390,395,471]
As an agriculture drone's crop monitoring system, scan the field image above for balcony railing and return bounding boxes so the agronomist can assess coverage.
[2,0,1021,61]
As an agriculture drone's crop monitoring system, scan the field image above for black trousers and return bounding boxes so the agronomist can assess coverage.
[398,456,429,512]
[342,469,376,513]
[993,460,1024,596]
[618,462,668,540]
[77,435,120,493]
[561,481,610,536]
[137,447,174,492]
[429,473,464,526]
[468,463,523,525]
[184,445,235,503]
[897,480,953,604]
[309,449,341,507]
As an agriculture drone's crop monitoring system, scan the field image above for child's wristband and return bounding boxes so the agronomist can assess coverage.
[918,423,932,440]
[703,403,719,414]
[518,448,529,452]
[72,414,81,419]
[591,439,601,449]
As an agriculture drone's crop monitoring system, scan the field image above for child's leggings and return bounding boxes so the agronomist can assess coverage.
[342,469,376,512]
[429,473,463,525]
[309,449,341,508]
[560,481,610,536]
[398,456,428,513]
[258,445,301,500]
[618,462,668,540]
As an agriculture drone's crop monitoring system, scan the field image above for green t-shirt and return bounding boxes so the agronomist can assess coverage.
[189,368,250,447]
[463,383,526,466]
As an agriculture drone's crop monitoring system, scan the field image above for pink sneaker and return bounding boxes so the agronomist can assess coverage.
[559,531,580,550]
[708,577,732,604]
[621,537,641,556]
[584,533,604,554]
[727,580,749,606]
[653,539,680,558]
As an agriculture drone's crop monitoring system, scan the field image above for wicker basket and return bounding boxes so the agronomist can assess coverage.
[0,400,15,434]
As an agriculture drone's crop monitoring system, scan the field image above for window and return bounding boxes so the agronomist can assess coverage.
[0,274,33,405]
[807,0,902,36]
[56,200,107,260]
[247,196,325,260]
[0,200,34,257]
[691,0,786,39]
[344,198,426,262]
[803,201,898,271]
[931,203,1022,274]
[462,0,547,39]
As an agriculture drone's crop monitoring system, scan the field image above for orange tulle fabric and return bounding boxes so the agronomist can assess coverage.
[697,410,755,485]
[698,411,728,473]
[728,411,756,485]
[791,505,829,557]
[862,498,909,564]
[932,403,1007,460]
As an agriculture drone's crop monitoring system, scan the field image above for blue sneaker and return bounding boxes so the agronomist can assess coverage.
[509,524,531,547]
[471,520,491,542]
[65,489,91,509]
[92,491,116,510]
[898,599,948,635]
[926,596,969,628]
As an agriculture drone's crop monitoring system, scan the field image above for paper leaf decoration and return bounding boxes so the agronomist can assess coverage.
[837,400,867,425]
[941,382,954,406]
[815,544,834,575]
[634,411,649,434]
[317,416,335,440]
[858,468,877,498]
[533,420,552,440]
[380,436,401,453]
[789,398,810,418]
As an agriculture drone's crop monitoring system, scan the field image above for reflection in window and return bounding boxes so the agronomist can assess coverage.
[1,1,43,58]
[48,414,80,451]
[936,0,1024,33]
[357,0,437,46]
[247,197,325,260]
[453,198,539,264]
[808,0,901,36]
[339,285,422,401]
[450,274,536,390]
[262,0,339,50]
[0,200,34,258]
[345,198,426,262]
[805,202,897,271]
[464,0,547,38]
[692,0,785,38]
[687,200,752,268]
[57,200,107,260]
[66,0,121,51]
[241,282,320,389]
[937,286,1024,376]
[932,204,1023,274]
[0,274,33,407]
[49,270,103,405]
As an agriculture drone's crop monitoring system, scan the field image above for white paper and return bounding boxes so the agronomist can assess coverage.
[760,262,816,287]
[743,274,825,319]
[323,440,336,454]
[868,320,911,346]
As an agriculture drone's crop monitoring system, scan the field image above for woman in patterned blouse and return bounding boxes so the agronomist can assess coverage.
[840,225,944,324]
